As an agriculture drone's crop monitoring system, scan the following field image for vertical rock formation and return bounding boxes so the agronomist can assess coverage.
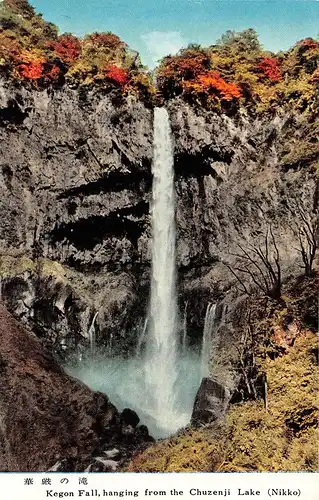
[0,80,154,355]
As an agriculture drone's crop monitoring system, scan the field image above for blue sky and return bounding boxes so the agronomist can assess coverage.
[31,1,319,67]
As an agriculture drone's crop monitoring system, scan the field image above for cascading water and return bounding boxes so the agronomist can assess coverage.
[143,107,180,431]
[135,318,148,356]
[201,303,217,378]
[182,301,188,352]
[65,108,202,439]
[88,311,99,355]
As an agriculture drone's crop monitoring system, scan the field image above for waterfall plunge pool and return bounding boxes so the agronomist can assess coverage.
[65,347,202,439]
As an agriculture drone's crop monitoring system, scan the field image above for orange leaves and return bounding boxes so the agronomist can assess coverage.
[197,71,242,100]
[18,60,44,79]
[48,35,81,65]
[257,57,282,82]
[105,65,129,87]
[16,49,61,84]
[157,45,242,108]
[182,70,241,107]
[17,50,46,80]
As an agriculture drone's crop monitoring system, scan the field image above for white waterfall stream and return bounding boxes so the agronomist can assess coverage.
[142,107,181,432]
[201,303,217,378]
[182,301,188,351]
[88,311,99,355]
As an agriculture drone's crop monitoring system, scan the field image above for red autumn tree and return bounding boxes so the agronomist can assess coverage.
[159,50,210,82]
[48,34,81,65]
[257,57,282,82]
[43,64,62,83]
[16,49,47,81]
[18,60,44,80]
[105,65,129,86]
[157,48,211,98]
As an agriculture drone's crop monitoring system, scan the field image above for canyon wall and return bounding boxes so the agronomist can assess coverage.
[0,79,153,356]
[0,79,317,364]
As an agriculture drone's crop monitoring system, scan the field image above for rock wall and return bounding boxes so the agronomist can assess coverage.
[0,79,317,363]
[168,100,317,341]
[0,79,153,356]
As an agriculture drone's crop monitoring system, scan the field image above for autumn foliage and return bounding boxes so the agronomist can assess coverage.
[299,38,319,50]
[0,1,318,112]
[48,35,81,65]
[105,65,129,87]
[197,71,242,100]
[0,0,154,100]
[257,57,282,82]
[156,29,319,112]
[18,60,43,79]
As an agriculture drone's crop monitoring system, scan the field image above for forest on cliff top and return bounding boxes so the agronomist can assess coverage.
[0,0,318,113]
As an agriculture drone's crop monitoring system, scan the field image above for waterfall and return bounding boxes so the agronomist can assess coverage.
[88,312,99,355]
[201,303,217,378]
[136,318,148,356]
[143,107,180,432]
[67,108,202,439]
[182,301,188,351]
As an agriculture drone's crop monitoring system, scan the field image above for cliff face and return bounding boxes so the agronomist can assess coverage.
[169,100,317,406]
[170,100,316,309]
[0,79,317,362]
[0,79,153,355]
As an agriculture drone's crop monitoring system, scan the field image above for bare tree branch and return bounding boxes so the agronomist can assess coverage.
[225,224,282,299]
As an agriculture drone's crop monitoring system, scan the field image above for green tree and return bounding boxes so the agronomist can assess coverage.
[2,0,35,19]
[216,29,262,53]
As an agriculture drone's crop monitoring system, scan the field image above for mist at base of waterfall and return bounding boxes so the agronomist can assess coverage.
[65,347,202,439]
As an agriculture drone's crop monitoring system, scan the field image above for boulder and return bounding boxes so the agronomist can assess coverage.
[120,408,140,428]
[191,377,232,425]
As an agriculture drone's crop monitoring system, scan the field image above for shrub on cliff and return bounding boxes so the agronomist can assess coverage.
[0,0,155,103]
[156,30,319,113]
